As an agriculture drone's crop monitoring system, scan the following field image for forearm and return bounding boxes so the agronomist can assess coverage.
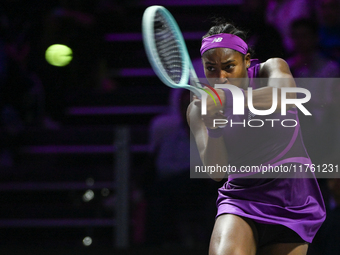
[246,58,297,112]
[188,102,228,181]
[244,76,297,112]
[201,134,228,181]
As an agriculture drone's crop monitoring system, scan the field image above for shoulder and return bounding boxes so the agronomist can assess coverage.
[259,58,292,78]
[260,58,290,70]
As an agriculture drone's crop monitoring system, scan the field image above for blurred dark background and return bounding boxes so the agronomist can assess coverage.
[0,0,340,254]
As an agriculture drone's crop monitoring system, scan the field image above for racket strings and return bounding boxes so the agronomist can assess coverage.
[154,11,183,84]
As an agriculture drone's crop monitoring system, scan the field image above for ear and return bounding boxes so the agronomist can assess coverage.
[245,53,251,68]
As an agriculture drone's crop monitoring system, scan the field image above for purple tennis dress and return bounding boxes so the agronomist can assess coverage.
[215,60,326,243]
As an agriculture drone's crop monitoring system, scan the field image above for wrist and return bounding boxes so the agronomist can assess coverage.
[207,126,224,138]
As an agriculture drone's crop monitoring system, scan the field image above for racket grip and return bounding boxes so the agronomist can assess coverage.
[188,86,202,99]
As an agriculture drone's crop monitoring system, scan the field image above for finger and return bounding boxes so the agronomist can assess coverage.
[194,99,202,107]
[216,110,225,117]
[202,86,211,91]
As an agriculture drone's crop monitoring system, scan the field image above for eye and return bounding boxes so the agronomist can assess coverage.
[225,64,235,70]
[206,66,215,72]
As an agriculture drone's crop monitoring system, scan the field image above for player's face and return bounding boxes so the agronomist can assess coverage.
[202,48,251,89]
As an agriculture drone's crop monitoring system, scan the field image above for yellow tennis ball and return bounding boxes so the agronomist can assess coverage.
[45,44,73,67]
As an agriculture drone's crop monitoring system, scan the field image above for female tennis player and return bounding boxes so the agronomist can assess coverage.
[187,22,326,255]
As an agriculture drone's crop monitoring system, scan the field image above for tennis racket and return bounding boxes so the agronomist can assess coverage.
[142,5,203,97]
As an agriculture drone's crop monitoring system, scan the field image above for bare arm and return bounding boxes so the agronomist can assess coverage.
[187,101,227,182]
[244,58,297,111]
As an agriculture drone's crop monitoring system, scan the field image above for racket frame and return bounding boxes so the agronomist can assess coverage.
[142,5,202,96]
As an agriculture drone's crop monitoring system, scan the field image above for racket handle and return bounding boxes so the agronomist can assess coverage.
[188,86,202,99]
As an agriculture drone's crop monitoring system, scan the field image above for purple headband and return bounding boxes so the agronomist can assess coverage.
[200,33,248,56]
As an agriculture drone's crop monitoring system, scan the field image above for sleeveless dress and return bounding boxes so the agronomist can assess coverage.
[213,60,326,243]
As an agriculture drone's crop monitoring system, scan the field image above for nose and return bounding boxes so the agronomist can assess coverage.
[215,70,229,84]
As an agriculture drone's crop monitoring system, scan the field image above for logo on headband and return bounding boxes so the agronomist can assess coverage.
[200,33,248,56]
[212,37,223,43]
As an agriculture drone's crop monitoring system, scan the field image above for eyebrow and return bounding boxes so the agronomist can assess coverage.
[204,61,216,65]
[204,60,236,65]
[221,60,236,64]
